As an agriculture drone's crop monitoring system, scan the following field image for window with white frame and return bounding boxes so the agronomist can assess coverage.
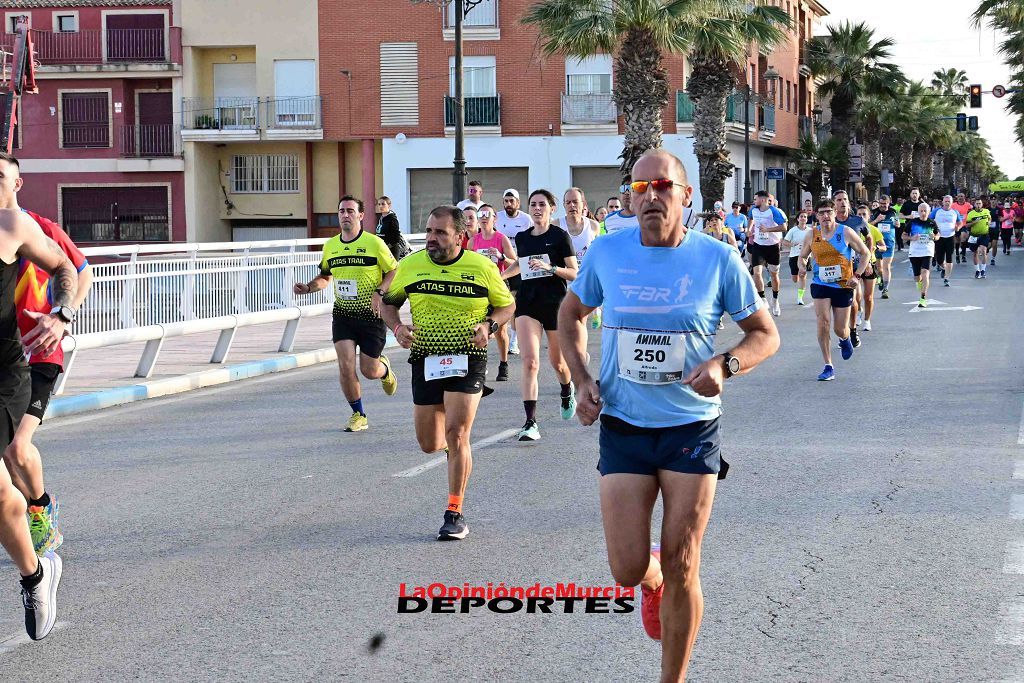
[231,154,300,194]
[449,56,496,97]
[565,55,613,95]
[56,14,77,32]
[6,14,29,34]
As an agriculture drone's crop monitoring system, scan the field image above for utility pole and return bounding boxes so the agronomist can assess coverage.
[451,0,467,205]
[743,84,751,205]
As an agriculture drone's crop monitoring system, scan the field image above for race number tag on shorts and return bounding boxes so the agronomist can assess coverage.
[334,279,358,300]
[968,235,978,244]
[519,254,553,280]
[616,330,686,385]
[818,265,842,283]
[424,354,468,381]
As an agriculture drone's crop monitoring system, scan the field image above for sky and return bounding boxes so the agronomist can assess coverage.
[820,0,1022,180]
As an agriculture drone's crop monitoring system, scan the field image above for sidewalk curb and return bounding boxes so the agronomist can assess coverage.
[46,345,343,419]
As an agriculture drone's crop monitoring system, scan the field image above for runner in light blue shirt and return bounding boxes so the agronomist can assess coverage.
[557,150,779,680]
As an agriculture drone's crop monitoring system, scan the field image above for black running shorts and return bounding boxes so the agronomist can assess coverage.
[909,256,932,276]
[514,299,559,331]
[597,414,723,477]
[0,365,30,447]
[810,283,854,308]
[331,314,387,359]
[935,236,955,264]
[26,362,62,422]
[410,356,487,406]
[749,242,781,267]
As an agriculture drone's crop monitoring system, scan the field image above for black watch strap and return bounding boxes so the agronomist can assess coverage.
[486,318,499,335]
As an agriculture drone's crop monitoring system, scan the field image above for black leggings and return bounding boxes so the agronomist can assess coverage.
[1002,229,1013,251]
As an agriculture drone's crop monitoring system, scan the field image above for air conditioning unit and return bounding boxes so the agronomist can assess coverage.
[798,64,812,77]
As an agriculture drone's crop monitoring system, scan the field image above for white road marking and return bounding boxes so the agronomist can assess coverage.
[902,298,948,305]
[994,600,1024,646]
[43,364,327,429]
[1004,540,1024,574]
[1013,460,1024,480]
[908,305,983,313]
[1018,400,1024,446]
[0,621,69,655]
[1011,495,1024,521]
[393,428,519,478]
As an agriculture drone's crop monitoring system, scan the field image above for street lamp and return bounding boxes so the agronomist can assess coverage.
[742,64,780,205]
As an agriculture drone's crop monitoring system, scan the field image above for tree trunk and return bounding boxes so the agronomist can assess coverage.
[828,97,853,191]
[862,135,881,198]
[911,145,928,187]
[688,55,737,208]
[614,28,668,181]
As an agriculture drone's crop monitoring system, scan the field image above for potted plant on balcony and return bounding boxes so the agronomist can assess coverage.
[193,114,216,130]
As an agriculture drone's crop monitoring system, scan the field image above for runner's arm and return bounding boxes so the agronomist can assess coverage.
[715,307,779,379]
[73,264,93,310]
[13,212,78,355]
[499,233,517,266]
[845,228,872,277]
[551,254,578,281]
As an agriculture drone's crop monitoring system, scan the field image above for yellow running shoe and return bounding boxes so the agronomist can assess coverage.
[380,355,398,396]
[345,412,368,432]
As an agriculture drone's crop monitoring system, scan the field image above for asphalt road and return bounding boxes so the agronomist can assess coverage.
[1,248,1023,682]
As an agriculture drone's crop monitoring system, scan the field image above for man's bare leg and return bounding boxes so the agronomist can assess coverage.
[657,471,718,683]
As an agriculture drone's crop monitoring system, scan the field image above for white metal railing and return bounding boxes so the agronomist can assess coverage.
[56,236,425,396]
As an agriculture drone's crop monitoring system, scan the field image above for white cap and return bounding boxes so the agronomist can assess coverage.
[503,188,520,200]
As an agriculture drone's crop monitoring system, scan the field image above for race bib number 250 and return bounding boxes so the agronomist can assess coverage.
[616,331,686,385]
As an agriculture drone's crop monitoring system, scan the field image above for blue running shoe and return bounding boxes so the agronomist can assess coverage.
[839,337,854,360]
[560,383,577,420]
[817,365,835,381]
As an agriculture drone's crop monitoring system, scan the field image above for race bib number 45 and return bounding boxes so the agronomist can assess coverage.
[616,331,686,384]
[424,354,468,381]
[335,279,358,300]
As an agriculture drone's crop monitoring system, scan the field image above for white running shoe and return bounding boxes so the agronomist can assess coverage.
[21,552,62,641]
[856,312,864,327]
[509,339,520,356]
[862,320,872,331]
[771,299,781,317]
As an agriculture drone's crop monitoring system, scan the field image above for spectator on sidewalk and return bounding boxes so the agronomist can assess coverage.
[375,196,411,260]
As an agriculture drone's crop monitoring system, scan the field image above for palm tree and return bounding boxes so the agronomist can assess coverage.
[807,21,905,192]
[522,0,695,180]
[791,134,845,202]
[930,67,969,105]
[974,0,1024,156]
[682,1,789,206]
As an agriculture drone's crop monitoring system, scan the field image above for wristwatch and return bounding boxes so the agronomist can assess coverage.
[49,305,76,324]
[486,318,499,335]
[374,288,386,297]
[721,352,740,378]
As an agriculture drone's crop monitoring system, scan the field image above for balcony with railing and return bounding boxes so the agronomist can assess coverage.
[676,91,756,131]
[759,103,776,139]
[264,96,323,139]
[444,95,500,129]
[119,124,181,158]
[181,97,260,141]
[561,93,616,127]
[0,27,181,68]
[798,115,812,140]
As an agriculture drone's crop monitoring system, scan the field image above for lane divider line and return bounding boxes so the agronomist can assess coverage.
[1012,494,1024,521]
[393,428,519,478]
[1004,540,1024,575]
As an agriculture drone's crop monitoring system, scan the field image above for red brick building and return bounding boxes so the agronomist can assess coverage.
[4,0,183,244]
[318,0,828,232]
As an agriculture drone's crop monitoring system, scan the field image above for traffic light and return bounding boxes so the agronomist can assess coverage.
[968,115,979,131]
[956,113,967,131]
[970,84,982,108]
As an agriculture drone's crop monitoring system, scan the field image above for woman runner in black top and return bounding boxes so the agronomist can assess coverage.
[503,189,578,442]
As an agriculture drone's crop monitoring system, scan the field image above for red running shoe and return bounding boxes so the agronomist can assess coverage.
[641,544,663,641]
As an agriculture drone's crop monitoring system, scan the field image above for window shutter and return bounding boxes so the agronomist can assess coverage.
[380,42,418,126]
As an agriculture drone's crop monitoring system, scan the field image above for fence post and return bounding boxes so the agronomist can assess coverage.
[279,308,301,352]
[119,251,138,328]
[232,247,250,314]
[281,243,296,307]
[179,248,197,320]
[135,328,166,378]
[210,316,238,364]
[53,346,77,396]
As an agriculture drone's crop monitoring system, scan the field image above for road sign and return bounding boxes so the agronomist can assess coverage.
[993,84,1006,98]
[848,143,862,158]
[849,169,863,183]
[850,156,863,171]
[766,167,785,180]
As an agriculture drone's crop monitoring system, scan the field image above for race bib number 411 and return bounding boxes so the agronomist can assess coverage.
[335,279,358,300]
[616,330,686,384]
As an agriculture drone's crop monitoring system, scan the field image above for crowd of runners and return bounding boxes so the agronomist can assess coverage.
[0,144,1018,681]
